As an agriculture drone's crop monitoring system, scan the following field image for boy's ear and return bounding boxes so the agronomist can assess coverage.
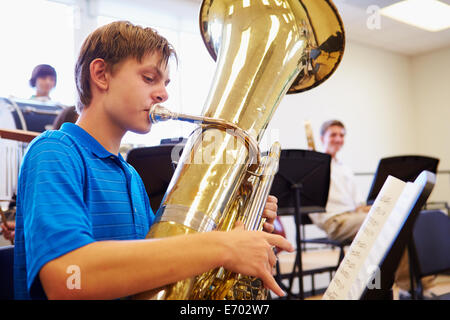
[89,58,109,91]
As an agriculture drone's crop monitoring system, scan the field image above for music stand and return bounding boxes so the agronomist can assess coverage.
[366,155,439,205]
[269,149,331,299]
[126,144,184,212]
[361,171,435,300]
[160,137,187,145]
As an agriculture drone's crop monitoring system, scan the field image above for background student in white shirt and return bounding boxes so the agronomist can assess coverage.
[309,119,370,242]
[309,119,436,298]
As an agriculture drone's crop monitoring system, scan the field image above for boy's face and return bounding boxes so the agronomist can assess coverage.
[36,75,56,96]
[321,125,345,156]
[104,52,170,134]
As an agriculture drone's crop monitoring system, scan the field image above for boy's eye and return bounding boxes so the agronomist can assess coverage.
[144,76,154,82]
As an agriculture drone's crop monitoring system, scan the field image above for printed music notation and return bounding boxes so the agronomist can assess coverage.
[323,175,423,300]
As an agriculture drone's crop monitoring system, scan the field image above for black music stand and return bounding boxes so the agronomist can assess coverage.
[366,155,439,205]
[126,144,184,212]
[362,156,438,299]
[360,171,435,300]
[269,149,331,299]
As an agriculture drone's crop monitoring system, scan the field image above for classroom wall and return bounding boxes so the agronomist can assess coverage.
[269,42,450,253]
[264,41,450,205]
[411,46,450,204]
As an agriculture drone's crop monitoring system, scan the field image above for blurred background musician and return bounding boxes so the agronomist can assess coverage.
[308,119,436,297]
[29,64,57,102]
[308,119,370,243]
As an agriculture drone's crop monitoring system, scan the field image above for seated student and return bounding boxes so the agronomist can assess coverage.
[309,120,435,298]
[29,64,57,102]
[14,21,293,300]
[309,120,370,243]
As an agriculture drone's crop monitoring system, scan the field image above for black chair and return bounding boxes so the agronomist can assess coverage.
[408,210,450,300]
[269,149,348,299]
[52,105,78,130]
[0,245,14,300]
[367,155,439,205]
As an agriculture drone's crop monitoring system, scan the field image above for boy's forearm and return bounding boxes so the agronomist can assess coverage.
[39,233,227,299]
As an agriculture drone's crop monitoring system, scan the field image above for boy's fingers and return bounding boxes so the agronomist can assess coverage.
[263,222,274,233]
[268,248,277,268]
[267,234,294,252]
[267,195,278,203]
[264,202,277,212]
[260,271,285,297]
[264,208,277,219]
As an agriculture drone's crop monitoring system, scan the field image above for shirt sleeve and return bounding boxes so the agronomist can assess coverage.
[19,137,95,295]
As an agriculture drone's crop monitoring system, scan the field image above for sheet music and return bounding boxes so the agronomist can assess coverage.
[323,175,408,300]
[350,181,423,299]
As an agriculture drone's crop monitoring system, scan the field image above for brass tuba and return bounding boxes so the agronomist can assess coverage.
[134,0,345,300]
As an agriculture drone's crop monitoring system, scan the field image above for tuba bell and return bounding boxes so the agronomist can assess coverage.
[133,0,345,300]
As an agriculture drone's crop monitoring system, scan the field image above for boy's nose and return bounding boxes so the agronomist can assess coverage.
[153,87,168,103]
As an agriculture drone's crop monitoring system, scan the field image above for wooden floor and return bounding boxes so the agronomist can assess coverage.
[277,249,342,275]
[275,248,450,300]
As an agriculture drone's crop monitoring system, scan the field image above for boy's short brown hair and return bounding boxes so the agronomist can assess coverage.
[320,119,345,137]
[74,21,177,113]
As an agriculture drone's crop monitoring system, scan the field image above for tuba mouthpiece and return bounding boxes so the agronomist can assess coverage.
[149,104,176,123]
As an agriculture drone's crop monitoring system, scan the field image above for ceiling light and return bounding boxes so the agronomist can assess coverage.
[380,0,450,32]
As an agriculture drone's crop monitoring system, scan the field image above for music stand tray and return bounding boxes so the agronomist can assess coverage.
[126,144,184,213]
[366,155,439,205]
[270,149,331,218]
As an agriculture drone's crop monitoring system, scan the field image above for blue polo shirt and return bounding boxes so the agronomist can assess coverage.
[13,123,154,299]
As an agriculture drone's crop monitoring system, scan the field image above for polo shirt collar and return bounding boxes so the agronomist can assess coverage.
[332,156,343,165]
[60,123,118,159]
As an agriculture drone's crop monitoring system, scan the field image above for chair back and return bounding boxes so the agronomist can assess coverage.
[412,210,450,276]
[0,245,14,300]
